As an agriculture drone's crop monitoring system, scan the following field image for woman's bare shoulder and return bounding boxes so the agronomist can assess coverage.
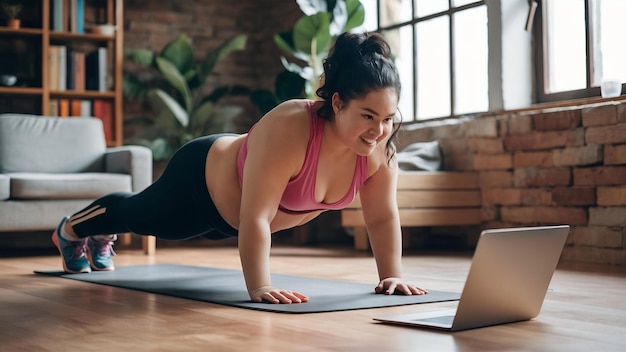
[253,99,313,137]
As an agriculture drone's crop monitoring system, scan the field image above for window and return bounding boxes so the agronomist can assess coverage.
[536,0,626,102]
[360,1,488,121]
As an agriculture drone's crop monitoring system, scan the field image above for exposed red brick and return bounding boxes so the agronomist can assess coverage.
[552,145,603,167]
[586,123,626,144]
[571,226,623,248]
[605,144,626,165]
[551,187,596,206]
[513,151,554,168]
[589,207,626,226]
[619,104,626,123]
[479,171,513,187]
[507,114,532,135]
[464,118,499,137]
[467,138,504,154]
[582,104,619,127]
[482,188,522,205]
[514,168,571,187]
[473,153,512,170]
[521,189,553,205]
[573,166,626,186]
[504,129,585,151]
[481,206,499,221]
[597,186,626,206]
[561,246,626,265]
[501,206,587,225]
[533,110,581,130]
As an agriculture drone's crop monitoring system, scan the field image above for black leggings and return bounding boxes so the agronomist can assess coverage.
[70,134,239,240]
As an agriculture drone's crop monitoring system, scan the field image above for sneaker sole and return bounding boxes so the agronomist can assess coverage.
[51,231,91,274]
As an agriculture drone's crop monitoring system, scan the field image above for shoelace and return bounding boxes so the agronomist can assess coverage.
[63,240,88,260]
[93,239,116,257]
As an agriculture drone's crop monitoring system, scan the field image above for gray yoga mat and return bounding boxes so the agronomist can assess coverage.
[35,264,460,313]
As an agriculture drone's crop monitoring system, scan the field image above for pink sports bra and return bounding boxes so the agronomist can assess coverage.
[237,101,368,214]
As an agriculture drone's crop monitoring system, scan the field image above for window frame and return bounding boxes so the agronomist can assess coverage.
[533,0,624,103]
[374,1,488,122]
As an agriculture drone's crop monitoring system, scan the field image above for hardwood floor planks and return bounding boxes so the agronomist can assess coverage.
[0,245,624,351]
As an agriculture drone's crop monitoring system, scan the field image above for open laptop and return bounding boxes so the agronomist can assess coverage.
[374,225,570,332]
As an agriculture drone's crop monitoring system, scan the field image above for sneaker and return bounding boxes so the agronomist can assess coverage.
[87,235,117,271]
[51,216,91,274]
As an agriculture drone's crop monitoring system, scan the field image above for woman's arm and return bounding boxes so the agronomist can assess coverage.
[238,101,310,304]
[358,156,428,295]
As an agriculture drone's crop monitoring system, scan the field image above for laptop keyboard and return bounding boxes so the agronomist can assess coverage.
[411,315,455,325]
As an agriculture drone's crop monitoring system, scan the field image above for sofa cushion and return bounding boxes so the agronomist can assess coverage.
[0,114,107,173]
[0,174,9,200]
[8,173,132,200]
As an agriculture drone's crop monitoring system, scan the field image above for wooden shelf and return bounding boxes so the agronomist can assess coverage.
[0,87,43,95]
[50,31,115,42]
[49,90,116,99]
[0,0,124,147]
[0,27,43,36]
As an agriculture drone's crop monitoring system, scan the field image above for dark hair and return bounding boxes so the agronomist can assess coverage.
[316,32,402,164]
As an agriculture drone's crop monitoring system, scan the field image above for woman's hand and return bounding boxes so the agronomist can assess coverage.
[250,286,309,304]
[375,277,428,296]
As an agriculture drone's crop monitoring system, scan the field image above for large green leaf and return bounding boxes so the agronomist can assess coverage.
[190,100,214,131]
[122,73,151,101]
[274,32,311,61]
[274,32,296,56]
[293,12,331,55]
[124,49,155,67]
[199,34,247,84]
[204,84,252,102]
[160,34,195,78]
[344,0,365,31]
[148,89,189,128]
[155,57,193,113]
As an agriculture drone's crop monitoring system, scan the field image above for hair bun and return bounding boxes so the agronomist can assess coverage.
[359,33,392,60]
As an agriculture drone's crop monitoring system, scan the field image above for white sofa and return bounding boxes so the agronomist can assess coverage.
[0,113,155,253]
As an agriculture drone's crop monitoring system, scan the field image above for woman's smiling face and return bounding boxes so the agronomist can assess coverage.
[331,88,399,156]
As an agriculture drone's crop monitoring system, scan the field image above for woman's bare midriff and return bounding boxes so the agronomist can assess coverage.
[204,135,322,234]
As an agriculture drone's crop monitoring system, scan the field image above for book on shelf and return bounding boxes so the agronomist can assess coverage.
[49,99,59,116]
[73,51,86,91]
[92,99,113,141]
[48,46,59,90]
[49,45,67,91]
[58,99,70,117]
[70,99,81,116]
[66,50,86,91]
[86,47,108,92]
[80,100,91,117]
[68,0,85,34]
[58,45,67,91]
[51,0,65,32]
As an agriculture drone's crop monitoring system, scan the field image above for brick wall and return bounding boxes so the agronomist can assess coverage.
[123,0,301,132]
[400,101,626,265]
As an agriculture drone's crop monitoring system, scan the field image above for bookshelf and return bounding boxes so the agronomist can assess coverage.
[0,0,123,146]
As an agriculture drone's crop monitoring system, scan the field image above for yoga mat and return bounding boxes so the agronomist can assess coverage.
[35,264,460,313]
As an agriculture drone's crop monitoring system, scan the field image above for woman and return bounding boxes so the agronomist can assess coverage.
[52,32,428,304]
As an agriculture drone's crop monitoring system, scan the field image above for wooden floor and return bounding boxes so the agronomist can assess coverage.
[1,243,625,352]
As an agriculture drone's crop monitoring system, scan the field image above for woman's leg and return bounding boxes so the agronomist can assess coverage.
[68,134,238,240]
[53,134,238,273]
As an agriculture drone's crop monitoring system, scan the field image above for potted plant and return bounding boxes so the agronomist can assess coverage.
[1,2,22,29]
[123,33,249,161]
[250,0,365,115]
